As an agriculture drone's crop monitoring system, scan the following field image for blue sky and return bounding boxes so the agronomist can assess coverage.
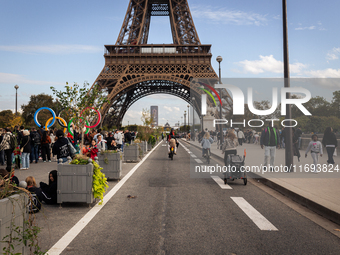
[0,0,339,126]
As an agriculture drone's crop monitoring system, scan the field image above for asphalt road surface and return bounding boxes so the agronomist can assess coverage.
[44,140,340,255]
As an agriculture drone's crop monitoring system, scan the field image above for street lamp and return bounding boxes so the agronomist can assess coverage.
[216,56,223,149]
[192,97,195,141]
[187,105,190,133]
[14,85,19,115]
[184,111,186,126]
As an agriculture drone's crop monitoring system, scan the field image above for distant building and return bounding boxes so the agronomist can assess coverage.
[151,106,158,127]
[164,122,171,131]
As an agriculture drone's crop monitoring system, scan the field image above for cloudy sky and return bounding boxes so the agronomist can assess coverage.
[0,0,339,126]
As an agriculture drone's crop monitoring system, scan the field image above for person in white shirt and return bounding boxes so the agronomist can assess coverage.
[114,130,123,149]
[96,134,106,152]
[237,129,245,146]
[305,134,323,173]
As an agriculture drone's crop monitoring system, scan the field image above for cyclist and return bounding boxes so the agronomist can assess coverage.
[167,128,178,155]
[201,131,214,157]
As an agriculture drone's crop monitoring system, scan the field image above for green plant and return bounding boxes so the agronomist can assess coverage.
[70,155,108,205]
[148,135,156,147]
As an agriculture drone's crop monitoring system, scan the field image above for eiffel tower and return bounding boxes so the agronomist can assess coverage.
[93,0,219,127]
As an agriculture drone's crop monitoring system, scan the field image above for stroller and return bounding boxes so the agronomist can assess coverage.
[223,150,247,185]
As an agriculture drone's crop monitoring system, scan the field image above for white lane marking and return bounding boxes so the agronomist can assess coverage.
[47,141,163,255]
[191,154,197,158]
[162,144,167,147]
[231,197,278,231]
[194,158,203,163]
[211,176,232,189]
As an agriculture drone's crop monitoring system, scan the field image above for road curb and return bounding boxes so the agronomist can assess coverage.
[183,139,340,226]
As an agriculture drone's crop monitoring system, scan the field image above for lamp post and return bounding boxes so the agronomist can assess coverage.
[14,85,19,115]
[216,56,223,149]
[187,104,190,133]
[192,97,195,141]
[184,111,186,127]
[282,0,293,170]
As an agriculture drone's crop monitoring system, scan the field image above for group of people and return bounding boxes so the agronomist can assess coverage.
[0,125,138,169]
[0,168,58,211]
[199,125,338,172]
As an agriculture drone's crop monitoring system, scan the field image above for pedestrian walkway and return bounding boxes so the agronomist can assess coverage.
[185,138,340,225]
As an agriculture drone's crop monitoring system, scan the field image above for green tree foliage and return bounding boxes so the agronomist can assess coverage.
[21,93,59,127]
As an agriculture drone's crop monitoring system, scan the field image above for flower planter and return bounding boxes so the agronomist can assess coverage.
[57,160,94,204]
[123,144,140,162]
[0,194,28,255]
[141,141,148,155]
[98,152,122,180]
[147,143,153,151]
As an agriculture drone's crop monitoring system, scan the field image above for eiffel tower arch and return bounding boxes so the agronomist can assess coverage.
[93,0,219,127]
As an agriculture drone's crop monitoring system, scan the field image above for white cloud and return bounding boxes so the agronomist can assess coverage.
[173,107,180,111]
[0,45,102,54]
[295,26,316,31]
[0,72,63,86]
[326,47,340,60]
[235,55,306,74]
[305,68,340,78]
[191,6,267,26]
[164,106,173,112]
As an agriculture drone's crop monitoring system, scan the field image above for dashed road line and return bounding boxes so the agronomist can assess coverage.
[231,197,278,231]
[194,158,203,163]
[211,176,232,189]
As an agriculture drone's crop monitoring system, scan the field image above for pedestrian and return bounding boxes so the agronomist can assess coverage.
[260,126,280,171]
[52,129,71,163]
[41,130,51,162]
[124,130,132,145]
[292,128,301,162]
[30,127,41,163]
[88,139,99,159]
[20,130,31,170]
[221,130,239,167]
[114,130,123,150]
[281,127,286,148]
[0,128,5,166]
[322,127,337,165]
[0,127,16,171]
[96,134,106,152]
[237,129,245,146]
[25,176,42,212]
[296,127,303,149]
[305,134,323,173]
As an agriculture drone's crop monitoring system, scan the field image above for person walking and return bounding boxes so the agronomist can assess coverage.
[322,127,337,165]
[30,127,41,163]
[237,129,245,146]
[305,134,323,173]
[0,128,16,171]
[41,130,51,162]
[20,130,31,170]
[201,131,214,157]
[52,130,71,163]
[260,126,280,171]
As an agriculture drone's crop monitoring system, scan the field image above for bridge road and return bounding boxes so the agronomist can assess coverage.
[48,140,340,255]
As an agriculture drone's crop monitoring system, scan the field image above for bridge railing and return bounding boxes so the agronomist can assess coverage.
[104,44,212,55]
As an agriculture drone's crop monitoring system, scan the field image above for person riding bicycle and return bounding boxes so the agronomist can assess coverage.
[201,132,213,157]
[167,129,178,155]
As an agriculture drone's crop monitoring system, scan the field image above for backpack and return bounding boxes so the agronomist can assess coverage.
[28,193,41,213]
[9,134,16,150]
[32,132,41,145]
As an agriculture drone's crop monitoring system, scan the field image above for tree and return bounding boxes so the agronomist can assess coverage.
[21,93,59,127]
[0,110,15,128]
[137,108,154,141]
[50,82,109,153]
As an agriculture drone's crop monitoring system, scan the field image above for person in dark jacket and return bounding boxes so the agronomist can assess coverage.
[25,176,42,212]
[124,130,132,145]
[30,127,41,164]
[322,127,338,164]
[292,128,301,162]
[20,130,31,169]
[40,170,58,204]
[41,130,51,162]
[52,130,70,163]
[260,126,280,171]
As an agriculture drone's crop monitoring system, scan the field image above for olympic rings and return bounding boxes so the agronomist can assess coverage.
[79,107,101,129]
[35,106,101,132]
[34,107,56,128]
[68,117,90,137]
[45,117,67,133]
[57,108,67,128]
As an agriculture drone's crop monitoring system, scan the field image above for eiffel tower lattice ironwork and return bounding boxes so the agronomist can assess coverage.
[93,0,219,127]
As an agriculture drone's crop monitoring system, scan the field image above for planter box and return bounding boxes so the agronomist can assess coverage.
[0,194,28,255]
[98,152,122,180]
[124,144,140,162]
[141,141,148,155]
[57,162,94,204]
[147,143,153,151]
